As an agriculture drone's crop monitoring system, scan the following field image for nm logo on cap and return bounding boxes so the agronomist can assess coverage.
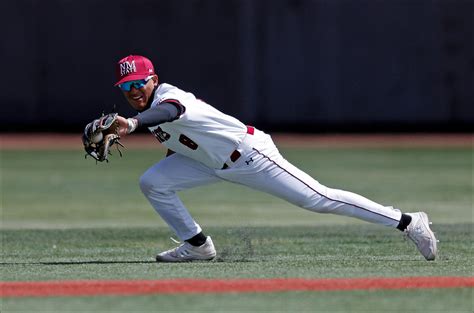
[120,61,136,76]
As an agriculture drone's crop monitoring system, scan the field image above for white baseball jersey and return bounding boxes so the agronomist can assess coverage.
[147,83,248,169]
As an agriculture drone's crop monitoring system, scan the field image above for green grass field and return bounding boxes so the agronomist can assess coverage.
[1,145,472,312]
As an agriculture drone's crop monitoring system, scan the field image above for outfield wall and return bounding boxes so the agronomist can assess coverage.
[1,0,473,132]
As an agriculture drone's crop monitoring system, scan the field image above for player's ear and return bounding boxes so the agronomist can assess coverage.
[152,74,159,86]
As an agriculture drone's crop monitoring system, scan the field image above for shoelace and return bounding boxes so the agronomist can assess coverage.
[404,219,438,245]
[170,237,181,244]
[167,237,192,258]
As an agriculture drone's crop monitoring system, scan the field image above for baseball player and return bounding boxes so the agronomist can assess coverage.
[101,55,439,262]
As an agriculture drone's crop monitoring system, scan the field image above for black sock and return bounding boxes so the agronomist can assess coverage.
[186,232,207,246]
[396,214,412,231]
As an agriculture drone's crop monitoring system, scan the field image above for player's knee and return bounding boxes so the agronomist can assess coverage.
[139,172,154,195]
[139,171,165,195]
[301,201,322,213]
[307,204,330,213]
[299,195,331,213]
[139,170,172,197]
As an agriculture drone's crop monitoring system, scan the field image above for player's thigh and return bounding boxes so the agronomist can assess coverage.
[219,153,324,208]
[140,153,220,192]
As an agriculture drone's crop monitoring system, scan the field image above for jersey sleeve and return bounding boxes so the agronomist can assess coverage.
[160,98,186,117]
[133,102,180,127]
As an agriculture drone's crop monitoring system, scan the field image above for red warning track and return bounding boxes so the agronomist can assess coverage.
[1,133,472,150]
[1,277,472,298]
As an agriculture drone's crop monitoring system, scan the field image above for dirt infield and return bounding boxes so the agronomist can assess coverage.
[0,133,472,150]
[1,277,472,298]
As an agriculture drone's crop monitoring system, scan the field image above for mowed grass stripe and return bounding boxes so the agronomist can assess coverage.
[2,277,473,297]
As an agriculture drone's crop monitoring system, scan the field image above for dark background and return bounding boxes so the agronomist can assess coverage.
[2,0,473,133]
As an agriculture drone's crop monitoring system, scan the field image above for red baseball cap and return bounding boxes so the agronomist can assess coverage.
[114,55,155,86]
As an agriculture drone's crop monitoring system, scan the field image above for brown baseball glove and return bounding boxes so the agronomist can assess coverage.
[82,113,124,162]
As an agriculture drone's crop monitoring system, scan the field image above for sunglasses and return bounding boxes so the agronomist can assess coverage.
[118,76,153,91]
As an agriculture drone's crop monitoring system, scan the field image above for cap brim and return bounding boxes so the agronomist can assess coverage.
[114,74,150,86]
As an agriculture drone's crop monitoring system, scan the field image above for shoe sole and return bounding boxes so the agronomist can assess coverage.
[155,255,216,263]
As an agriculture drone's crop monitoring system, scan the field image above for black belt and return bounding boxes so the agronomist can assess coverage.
[222,126,254,169]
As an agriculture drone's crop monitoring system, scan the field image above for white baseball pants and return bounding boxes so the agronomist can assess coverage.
[139,129,402,240]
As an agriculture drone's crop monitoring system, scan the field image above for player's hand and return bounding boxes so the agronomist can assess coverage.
[116,115,129,137]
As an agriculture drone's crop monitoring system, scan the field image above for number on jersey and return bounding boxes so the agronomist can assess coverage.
[151,127,199,150]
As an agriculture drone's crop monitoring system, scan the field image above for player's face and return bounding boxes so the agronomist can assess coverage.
[122,75,158,111]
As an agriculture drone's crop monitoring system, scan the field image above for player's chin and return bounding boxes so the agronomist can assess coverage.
[128,96,147,110]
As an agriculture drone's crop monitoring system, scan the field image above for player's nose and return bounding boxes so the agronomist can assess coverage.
[128,86,141,94]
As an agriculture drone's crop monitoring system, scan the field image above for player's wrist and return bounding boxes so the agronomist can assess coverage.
[127,118,138,134]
